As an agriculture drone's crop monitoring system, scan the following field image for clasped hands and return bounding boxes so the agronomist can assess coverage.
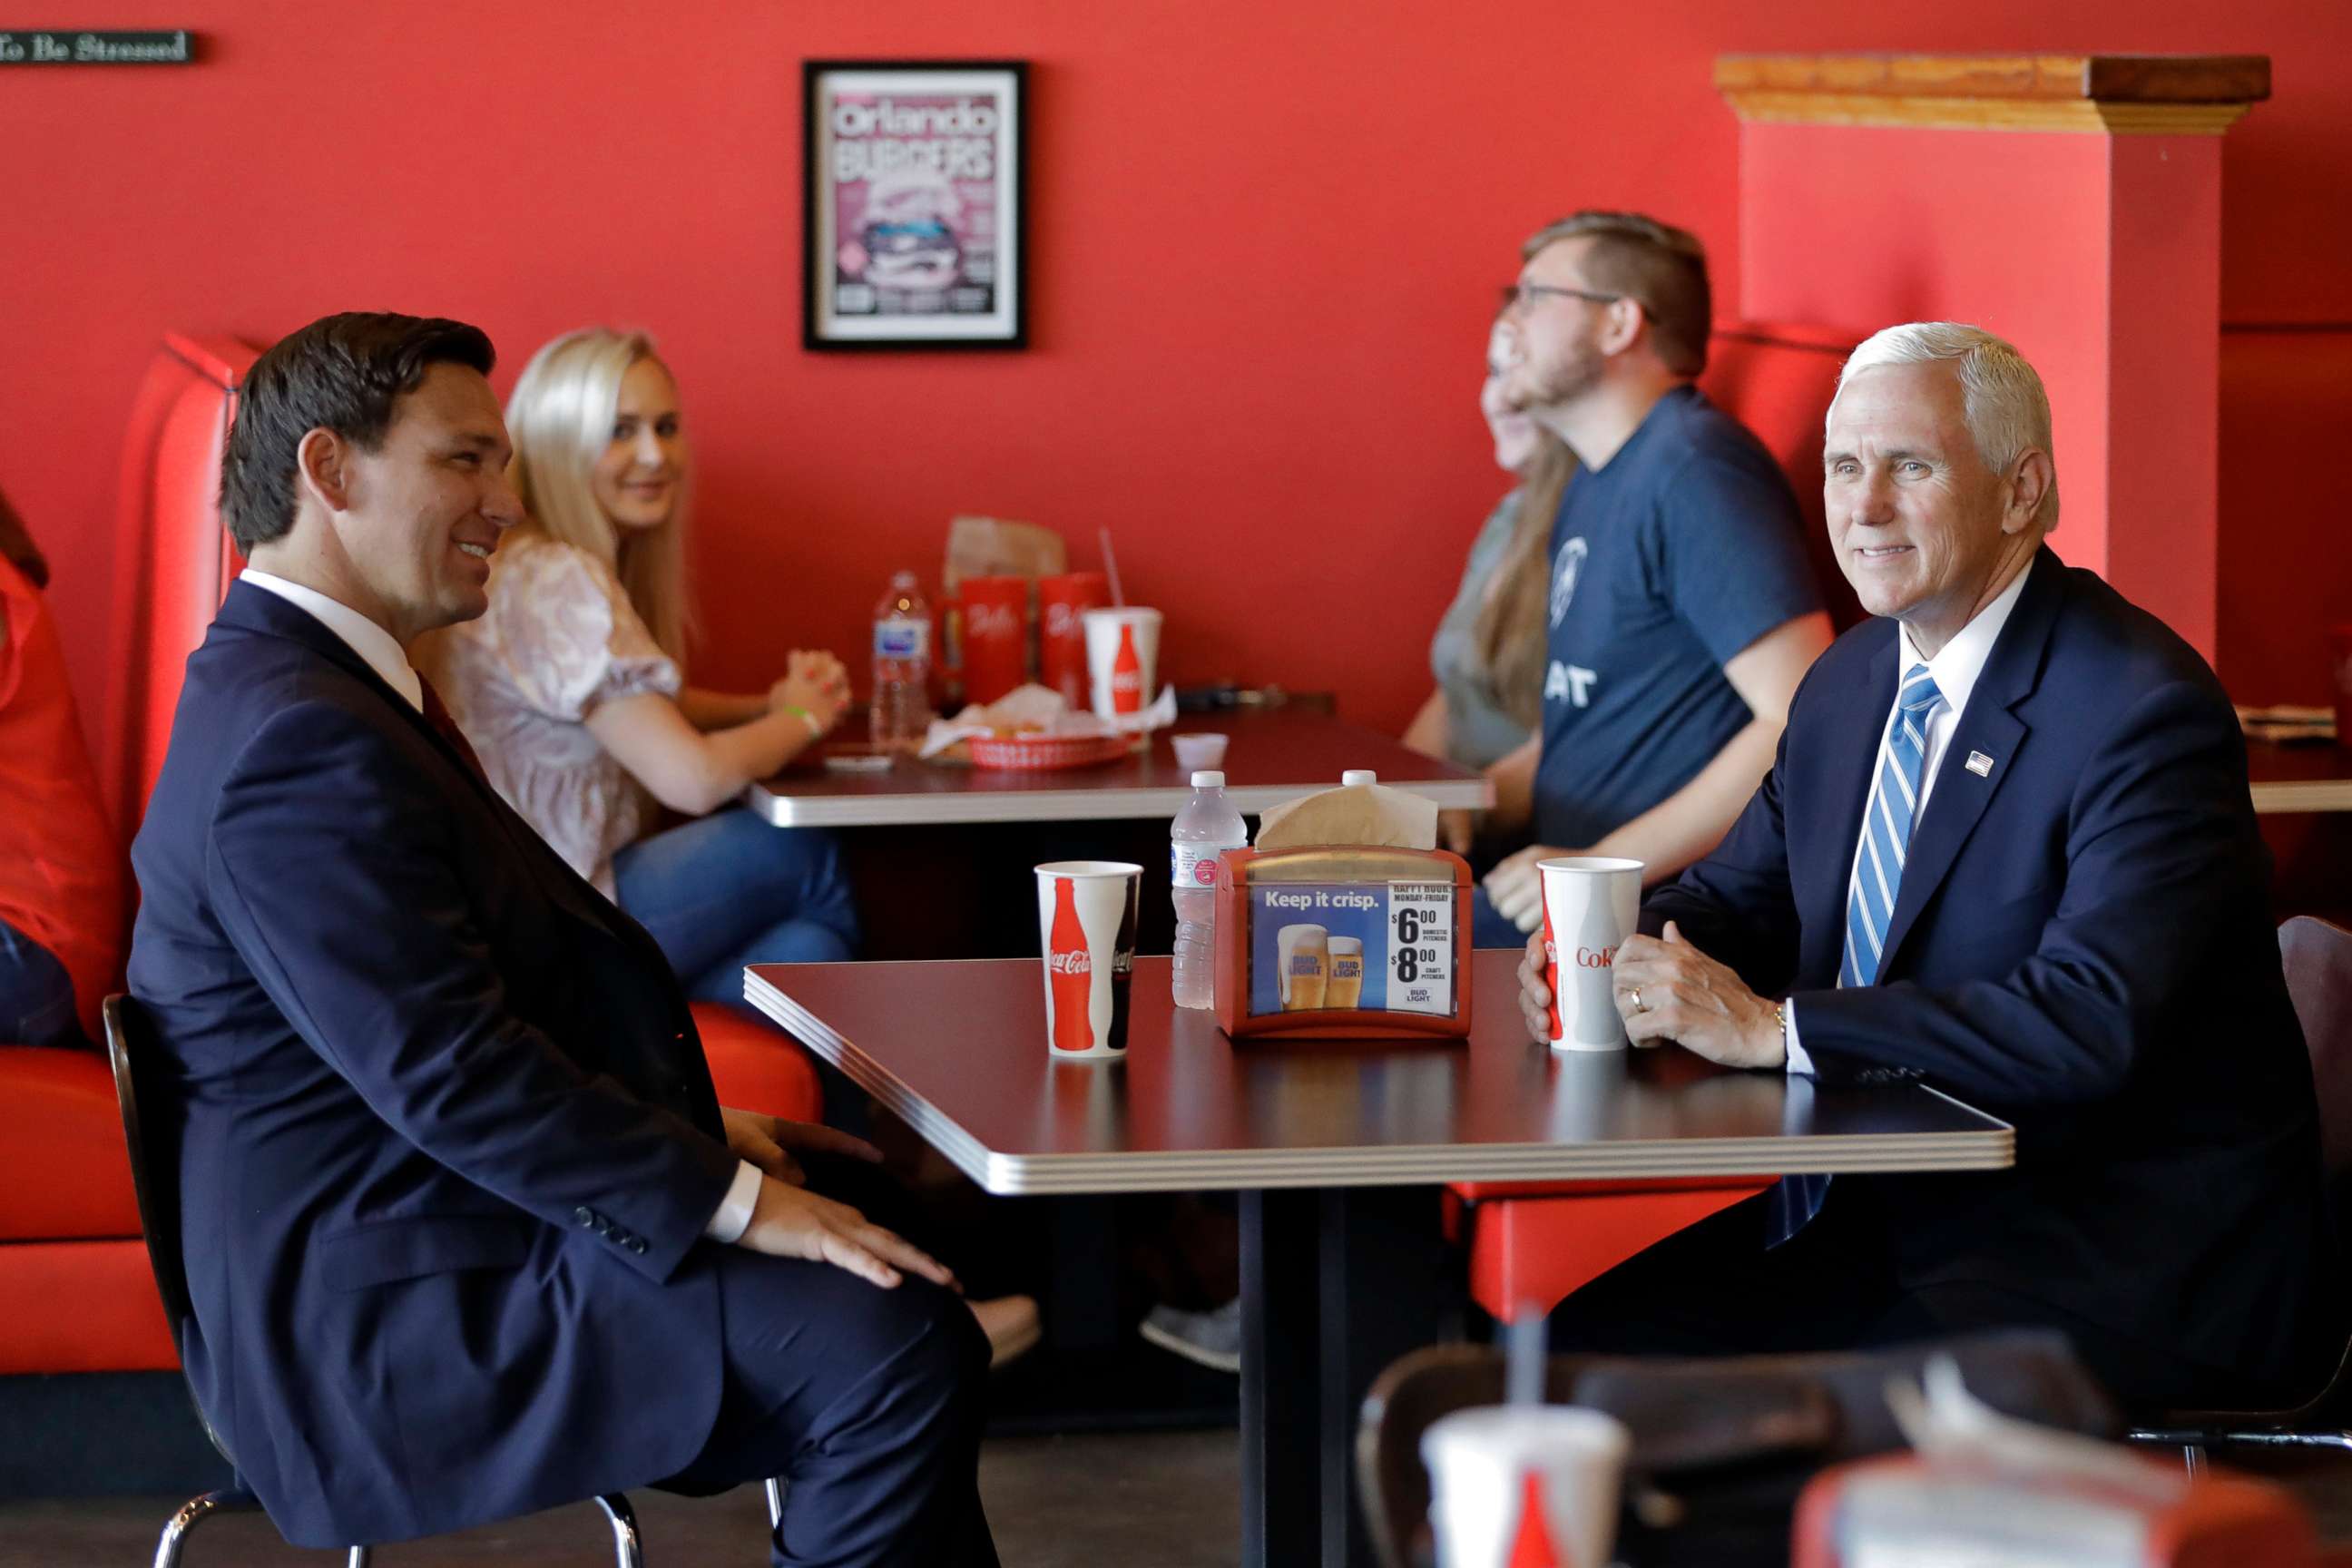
[720,1107,957,1292]
[769,651,852,736]
[1514,921,1787,1070]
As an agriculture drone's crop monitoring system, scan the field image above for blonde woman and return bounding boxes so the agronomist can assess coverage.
[419,328,860,995]
[1404,314,1573,860]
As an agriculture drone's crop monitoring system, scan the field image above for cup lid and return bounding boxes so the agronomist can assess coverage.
[1191,769,1225,788]
[1340,769,1378,787]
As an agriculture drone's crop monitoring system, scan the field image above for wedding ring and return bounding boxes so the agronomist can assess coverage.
[1629,985,1645,1013]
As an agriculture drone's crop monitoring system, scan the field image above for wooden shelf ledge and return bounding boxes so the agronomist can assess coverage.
[1715,53,2270,135]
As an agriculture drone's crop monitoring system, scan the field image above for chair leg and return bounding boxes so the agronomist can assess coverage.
[347,1550,372,1566]
[595,1492,644,1568]
[152,1490,260,1568]
[765,1476,787,1531]
[2182,1443,2207,1477]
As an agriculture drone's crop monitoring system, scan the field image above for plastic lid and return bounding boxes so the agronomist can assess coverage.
[1191,769,1226,789]
[1340,769,1378,787]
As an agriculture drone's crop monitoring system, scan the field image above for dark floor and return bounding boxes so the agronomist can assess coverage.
[6,1435,2352,1566]
[0,1429,1240,1567]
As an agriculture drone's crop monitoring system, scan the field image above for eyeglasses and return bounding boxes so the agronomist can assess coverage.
[1500,281,1624,314]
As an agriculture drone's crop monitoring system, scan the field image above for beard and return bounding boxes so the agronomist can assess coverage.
[1504,323,1605,416]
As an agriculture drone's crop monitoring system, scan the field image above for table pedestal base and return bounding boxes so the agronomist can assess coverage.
[1240,1186,1445,1568]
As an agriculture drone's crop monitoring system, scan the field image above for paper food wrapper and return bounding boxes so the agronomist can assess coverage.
[1255,781,1438,852]
[918,683,1118,759]
[943,515,1067,595]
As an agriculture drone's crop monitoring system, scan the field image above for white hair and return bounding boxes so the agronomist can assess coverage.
[1831,322,2059,530]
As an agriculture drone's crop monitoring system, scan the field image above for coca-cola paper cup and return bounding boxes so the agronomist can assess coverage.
[1035,860,1142,1057]
[1082,607,1162,720]
[1039,572,1110,708]
[1537,857,1642,1052]
[1422,1405,1629,1568]
[960,574,1032,706]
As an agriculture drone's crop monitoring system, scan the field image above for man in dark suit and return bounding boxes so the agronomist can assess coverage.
[1518,322,2333,1411]
[128,312,996,1565]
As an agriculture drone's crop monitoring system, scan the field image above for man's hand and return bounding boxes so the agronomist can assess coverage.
[1438,808,1476,858]
[721,1106,884,1188]
[1484,844,1574,934]
[1516,928,1553,1041]
[736,1174,958,1291]
[1611,921,1785,1069]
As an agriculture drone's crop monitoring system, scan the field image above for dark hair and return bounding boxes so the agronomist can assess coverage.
[220,311,496,551]
[0,481,45,588]
[1522,211,1712,377]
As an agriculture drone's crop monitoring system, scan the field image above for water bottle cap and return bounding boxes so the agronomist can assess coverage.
[1191,770,1226,789]
[1340,769,1377,787]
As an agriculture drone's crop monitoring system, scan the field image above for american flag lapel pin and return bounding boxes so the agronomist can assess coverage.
[1965,750,1994,777]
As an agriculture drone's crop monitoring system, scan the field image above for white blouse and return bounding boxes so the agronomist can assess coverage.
[426,531,681,898]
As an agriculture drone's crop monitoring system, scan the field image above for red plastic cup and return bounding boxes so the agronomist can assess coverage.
[2332,625,2352,749]
[959,575,1031,706]
[1038,572,1111,710]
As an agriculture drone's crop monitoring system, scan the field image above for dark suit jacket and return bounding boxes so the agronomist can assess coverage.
[1649,548,2331,1391]
[128,583,740,1547]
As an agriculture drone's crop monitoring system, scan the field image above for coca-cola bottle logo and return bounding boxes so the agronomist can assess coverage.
[1574,945,1617,968]
[1049,947,1093,976]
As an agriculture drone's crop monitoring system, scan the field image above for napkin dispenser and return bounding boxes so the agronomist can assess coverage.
[1211,845,1474,1040]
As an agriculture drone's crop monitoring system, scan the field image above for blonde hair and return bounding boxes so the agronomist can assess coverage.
[1471,437,1575,729]
[504,328,694,662]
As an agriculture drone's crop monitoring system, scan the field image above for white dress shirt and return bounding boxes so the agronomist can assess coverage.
[1786,558,2035,1074]
[238,569,763,1241]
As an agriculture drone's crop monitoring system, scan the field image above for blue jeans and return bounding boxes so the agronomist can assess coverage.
[1,914,86,1050]
[612,808,862,1005]
[1470,886,1533,950]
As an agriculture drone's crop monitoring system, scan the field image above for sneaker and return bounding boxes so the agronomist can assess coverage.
[970,1294,1042,1370]
[1139,1298,1242,1375]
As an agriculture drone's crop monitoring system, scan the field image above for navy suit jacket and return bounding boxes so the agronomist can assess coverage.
[128,583,740,1547]
[1649,549,2331,1389]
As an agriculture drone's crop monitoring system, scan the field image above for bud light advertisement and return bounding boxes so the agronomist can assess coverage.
[805,62,1026,348]
[1246,881,1457,1019]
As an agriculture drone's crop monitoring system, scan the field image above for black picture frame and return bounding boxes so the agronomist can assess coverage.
[803,59,1028,351]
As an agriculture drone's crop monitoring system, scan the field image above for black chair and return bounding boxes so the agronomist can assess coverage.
[1357,1334,2112,1568]
[2127,915,2352,1470]
[103,995,646,1566]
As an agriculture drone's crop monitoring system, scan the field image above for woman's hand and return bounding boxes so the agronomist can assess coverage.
[770,651,851,735]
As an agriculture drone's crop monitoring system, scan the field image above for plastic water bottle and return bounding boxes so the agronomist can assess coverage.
[869,571,934,751]
[1171,769,1249,1009]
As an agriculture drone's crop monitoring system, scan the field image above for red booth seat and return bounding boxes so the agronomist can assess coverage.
[0,333,821,1383]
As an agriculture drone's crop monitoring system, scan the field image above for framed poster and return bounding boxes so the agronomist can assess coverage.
[803,59,1027,350]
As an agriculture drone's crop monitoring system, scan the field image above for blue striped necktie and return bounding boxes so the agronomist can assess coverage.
[1772,662,1943,1247]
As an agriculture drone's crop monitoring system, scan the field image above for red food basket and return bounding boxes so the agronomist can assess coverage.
[965,732,1132,771]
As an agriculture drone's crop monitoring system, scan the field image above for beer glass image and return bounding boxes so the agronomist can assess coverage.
[1277,924,1330,1011]
[1537,857,1643,1051]
[1325,936,1365,1010]
[1035,861,1142,1057]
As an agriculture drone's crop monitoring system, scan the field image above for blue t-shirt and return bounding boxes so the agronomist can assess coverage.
[1533,385,1820,850]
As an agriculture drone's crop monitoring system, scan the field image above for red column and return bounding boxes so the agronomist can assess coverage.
[1716,54,2268,662]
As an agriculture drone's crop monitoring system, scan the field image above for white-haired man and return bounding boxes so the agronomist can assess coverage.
[1519,322,2333,1411]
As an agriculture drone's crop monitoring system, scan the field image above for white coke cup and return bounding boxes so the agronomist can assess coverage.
[1422,1405,1629,1568]
[1035,861,1142,1057]
[1537,858,1643,1052]
[1082,607,1162,720]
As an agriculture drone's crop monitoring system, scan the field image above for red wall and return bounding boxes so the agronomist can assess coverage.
[8,0,2350,745]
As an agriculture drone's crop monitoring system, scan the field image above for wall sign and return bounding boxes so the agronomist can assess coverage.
[0,29,194,64]
[803,59,1027,350]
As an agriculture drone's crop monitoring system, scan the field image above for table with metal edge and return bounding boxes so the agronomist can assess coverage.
[744,710,1492,828]
[745,950,2013,1568]
[2248,743,2352,814]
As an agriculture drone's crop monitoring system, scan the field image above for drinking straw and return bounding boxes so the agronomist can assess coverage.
[1098,527,1127,608]
[1506,1305,1546,1406]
